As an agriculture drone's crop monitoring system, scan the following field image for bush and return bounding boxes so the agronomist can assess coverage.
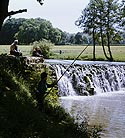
[31,39,54,58]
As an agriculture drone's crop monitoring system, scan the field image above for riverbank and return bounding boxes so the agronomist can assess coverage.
[0,55,91,138]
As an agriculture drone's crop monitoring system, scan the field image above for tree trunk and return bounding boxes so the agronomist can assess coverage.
[0,0,9,30]
[0,0,27,31]
[100,26,110,60]
[92,28,96,61]
[107,31,113,61]
[106,7,113,61]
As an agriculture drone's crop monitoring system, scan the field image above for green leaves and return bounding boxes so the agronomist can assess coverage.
[15,18,64,45]
[31,39,54,58]
[76,0,123,61]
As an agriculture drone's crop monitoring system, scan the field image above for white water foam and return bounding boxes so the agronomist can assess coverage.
[48,60,125,138]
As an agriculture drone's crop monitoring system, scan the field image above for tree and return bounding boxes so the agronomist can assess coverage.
[75,0,98,60]
[69,34,75,44]
[15,19,40,44]
[74,32,84,44]
[0,0,44,30]
[82,35,89,44]
[94,0,112,60]
[39,20,53,40]
[0,18,26,44]
[119,0,125,44]
[120,0,125,26]
[104,0,120,61]
[57,30,67,45]
[16,18,63,45]
[76,0,121,61]
[0,17,66,45]
[49,28,62,44]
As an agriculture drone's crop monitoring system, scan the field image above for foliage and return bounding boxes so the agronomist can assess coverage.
[1,17,92,45]
[31,39,54,58]
[76,0,123,61]
[0,18,26,44]
[0,56,92,138]
[49,28,62,44]
[15,18,40,44]
[0,18,68,45]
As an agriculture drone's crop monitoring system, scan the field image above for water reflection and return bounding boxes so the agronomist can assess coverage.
[59,91,125,138]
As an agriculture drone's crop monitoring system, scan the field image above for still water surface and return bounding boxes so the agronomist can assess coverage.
[60,91,125,138]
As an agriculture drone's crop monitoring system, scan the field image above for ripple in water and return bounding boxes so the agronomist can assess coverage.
[60,91,125,138]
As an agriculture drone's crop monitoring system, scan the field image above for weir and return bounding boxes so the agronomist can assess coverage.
[50,61,125,96]
[47,60,125,138]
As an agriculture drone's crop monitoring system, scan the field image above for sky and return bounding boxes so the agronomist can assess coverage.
[8,0,90,33]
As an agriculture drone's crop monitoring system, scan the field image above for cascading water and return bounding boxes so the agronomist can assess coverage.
[52,63,125,96]
[47,60,125,138]
[54,64,77,96]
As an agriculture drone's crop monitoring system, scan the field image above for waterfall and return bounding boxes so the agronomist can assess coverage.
[52,63,125,96]
[47,60,125,138]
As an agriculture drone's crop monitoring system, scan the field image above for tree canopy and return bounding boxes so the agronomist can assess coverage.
[76,0,125,61]
[0,18,90,45]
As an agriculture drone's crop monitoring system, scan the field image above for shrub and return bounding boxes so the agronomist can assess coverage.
[31,39,54,58]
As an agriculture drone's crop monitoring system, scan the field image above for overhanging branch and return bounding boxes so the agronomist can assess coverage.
[37,0,44,5]
[7,9,27,17]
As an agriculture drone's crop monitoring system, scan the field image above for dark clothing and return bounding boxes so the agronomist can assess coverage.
[37,80,48,94]
[37,80,53,94]
[32,49,43,57]
[35,80,53,110]
[10,50,22,56]
[10,43,22,56]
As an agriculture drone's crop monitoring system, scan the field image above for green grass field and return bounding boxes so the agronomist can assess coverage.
[0,45,125,61]
[0,45,33,56]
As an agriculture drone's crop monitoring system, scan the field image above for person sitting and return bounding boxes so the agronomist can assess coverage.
[10,40,22,56]
[32,47,43,57]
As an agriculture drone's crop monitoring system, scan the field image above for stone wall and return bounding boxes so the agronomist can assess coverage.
[0,55,57,83]
[23,56,46,71]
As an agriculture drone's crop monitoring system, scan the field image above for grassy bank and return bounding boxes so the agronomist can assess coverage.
[0,45,125,61]
[0,56,92,138]
[0,69,83,138]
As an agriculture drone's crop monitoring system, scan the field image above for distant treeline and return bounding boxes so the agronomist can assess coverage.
[0,18,88,45]
[0,18,124,45]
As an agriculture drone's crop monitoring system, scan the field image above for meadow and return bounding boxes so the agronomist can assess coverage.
[0,45,125,61]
